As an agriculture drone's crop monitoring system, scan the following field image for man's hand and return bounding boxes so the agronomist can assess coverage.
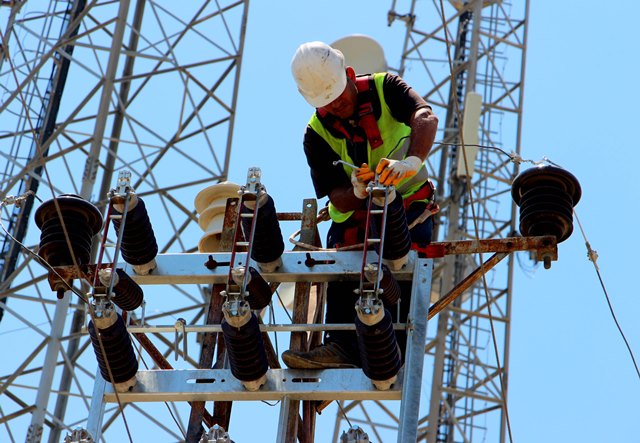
[376,156,423,186]
[351,165,370,199]
[355,163,374,183]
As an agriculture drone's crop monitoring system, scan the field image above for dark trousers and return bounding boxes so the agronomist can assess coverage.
[323,199,434,362]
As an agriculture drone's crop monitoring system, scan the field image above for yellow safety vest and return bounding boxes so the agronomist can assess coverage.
[308,73,428,222]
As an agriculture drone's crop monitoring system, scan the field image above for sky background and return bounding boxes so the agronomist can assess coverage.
[218,1,640,442]
[1,1,635,442]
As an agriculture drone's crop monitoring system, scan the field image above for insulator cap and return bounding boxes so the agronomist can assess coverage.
[356,309,402,383]
[111,197,158,267]
[512,165,581,243]
[88,312,138,388]
[34,194,102,266]
[221,313,268,385]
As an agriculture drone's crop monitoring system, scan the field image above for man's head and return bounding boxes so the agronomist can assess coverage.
[291,41,358,118]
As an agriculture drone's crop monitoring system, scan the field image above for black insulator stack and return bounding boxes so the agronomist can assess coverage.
[245,266,273,310]
[241,195,284,265]
[356,309,402,384]
[88,313,138,386]
[221,313,268,383]
[511,165,582,243]
[378,264,401,307]
[111,197,158,267]
[375,195,411,261]
[34,194,103,266]
[111,268,144,311]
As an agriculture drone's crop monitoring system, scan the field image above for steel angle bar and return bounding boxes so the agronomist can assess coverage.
[102,368,403,403]
[397,256,432,442]
[46,250,418,286]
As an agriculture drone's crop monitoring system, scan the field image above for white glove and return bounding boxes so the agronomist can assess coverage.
[376,156,423,186]
[351,169,369,199]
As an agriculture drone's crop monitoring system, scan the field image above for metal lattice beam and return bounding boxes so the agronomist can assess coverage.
[0,1,249,441]
[333,1,529,441]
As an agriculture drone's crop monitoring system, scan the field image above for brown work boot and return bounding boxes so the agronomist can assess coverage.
[281,343,359,369]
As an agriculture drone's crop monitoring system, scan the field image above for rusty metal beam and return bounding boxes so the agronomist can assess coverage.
[429,252,507,320]
[426,235,557,264]
[285,199,320,443]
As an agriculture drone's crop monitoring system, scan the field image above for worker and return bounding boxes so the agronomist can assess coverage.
[282,41,439,369]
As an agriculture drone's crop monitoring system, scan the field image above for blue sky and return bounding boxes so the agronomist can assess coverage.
[1,1,634,441]
[222,1,640,442]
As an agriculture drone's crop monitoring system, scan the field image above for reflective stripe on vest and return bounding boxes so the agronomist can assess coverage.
[309,73,428,223]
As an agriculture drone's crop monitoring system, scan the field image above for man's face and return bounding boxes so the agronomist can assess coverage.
[320,78,357,120]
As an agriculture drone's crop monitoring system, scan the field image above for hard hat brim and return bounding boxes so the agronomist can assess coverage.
[300,74,347,108]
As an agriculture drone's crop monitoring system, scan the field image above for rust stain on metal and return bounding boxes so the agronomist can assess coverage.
[428,252,507,320]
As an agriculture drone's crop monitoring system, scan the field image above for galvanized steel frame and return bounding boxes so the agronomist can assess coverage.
[83,250,433,443]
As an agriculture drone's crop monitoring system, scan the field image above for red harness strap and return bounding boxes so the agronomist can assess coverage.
[334,209,368,248]
[403,180,436,209]
[354,76,383,149]
[317,75,383,149]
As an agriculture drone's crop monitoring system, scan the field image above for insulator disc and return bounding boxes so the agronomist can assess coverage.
[376,195,411,260]
[241,194,284,264]
[221,313,268,382]
[378,264,401,307]
[511,165,582,243]
[88,313,138,384]
[111,268,144,311]
[34,194,102,266]
[111,197,158,266]
[245,266,272,310]
[356,309,402,382]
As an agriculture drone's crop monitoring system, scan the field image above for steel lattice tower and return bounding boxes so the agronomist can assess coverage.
[332,1,530,441]
[0,1,249,441]
[0,1,531,441]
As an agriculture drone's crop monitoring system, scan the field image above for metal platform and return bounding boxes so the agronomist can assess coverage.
[86,250,432,442]
[102,368,403,403]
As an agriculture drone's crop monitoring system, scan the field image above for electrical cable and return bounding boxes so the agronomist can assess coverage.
[573,211,640,380]
[261,400,280,407]
[336,400,353,429]
[271,284,291,404]
[274,287,294,323]
[268,299,279,358]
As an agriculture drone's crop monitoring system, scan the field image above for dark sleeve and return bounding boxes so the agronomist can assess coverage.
[383,73,431,125]
[303,125,351,199]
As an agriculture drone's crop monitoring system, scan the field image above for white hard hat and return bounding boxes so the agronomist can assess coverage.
[291,41,346,108]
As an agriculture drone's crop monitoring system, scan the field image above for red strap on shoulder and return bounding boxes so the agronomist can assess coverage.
[355,76,383,149]
[316,76,383,149]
